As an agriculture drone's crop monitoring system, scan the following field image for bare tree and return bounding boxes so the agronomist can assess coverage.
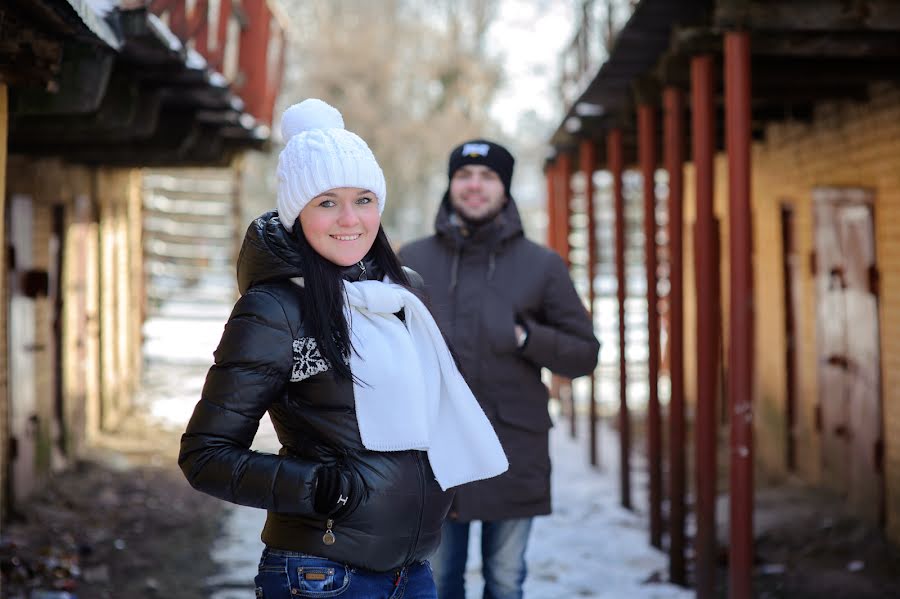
[272,0,503,241]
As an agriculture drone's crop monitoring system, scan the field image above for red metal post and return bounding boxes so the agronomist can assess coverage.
[238,0,272,119]
[195,0,211,57]
[609,127,631,509]
[546,162,557,251]
[555,154,576,438]
[545,162,562,424]
[581,139,599,467]
[208,0,232,71]
[556,152,572,268]
[261,25,286,125]
[691,54,719,599]
[638,103,663,549]
[725,31,754,599]
[664,85,686,585]
[168,0,187,39]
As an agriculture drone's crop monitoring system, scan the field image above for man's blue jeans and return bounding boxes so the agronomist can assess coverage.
[430,517,533,599]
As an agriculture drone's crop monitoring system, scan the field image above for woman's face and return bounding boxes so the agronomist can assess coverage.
[298,187,381,266]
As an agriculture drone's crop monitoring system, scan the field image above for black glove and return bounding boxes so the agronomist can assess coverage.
[314,465,355,517]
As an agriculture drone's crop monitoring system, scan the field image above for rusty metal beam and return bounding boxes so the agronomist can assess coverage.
[581,138,599,467]
[725,30,754,599]
[555,153,576,439]
[638,102,663,550]
[546,162,557,251]
[237,0,271,119]
[609,127,631,510]
[663,84,686,587]
[691,53,719,599]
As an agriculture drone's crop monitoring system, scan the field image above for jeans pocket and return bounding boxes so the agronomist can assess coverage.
[291,557,352,597]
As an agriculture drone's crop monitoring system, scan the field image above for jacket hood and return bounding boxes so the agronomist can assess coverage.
[237,211,380,295]
[433,191,524,248]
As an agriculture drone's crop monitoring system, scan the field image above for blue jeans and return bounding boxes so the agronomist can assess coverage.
[254,548,438,598]
[430,518,533,599]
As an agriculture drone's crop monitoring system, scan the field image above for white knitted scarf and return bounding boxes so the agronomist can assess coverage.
[340,279,508,491]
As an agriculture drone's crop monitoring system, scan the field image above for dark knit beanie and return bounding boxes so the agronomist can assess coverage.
[447,139,515,197]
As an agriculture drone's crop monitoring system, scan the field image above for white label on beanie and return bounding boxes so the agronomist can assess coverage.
[462,143,490,157]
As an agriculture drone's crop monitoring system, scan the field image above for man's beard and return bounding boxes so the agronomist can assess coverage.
[455,199,507,228]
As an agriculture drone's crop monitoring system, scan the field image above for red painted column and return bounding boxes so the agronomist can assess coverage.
[546,162,558,251]
[238,0,272,119]
[262,26,286,125]
[556,152,572,268]
[545,162,562,423]
[638,103,663,549]
[664,85,686,585]
[581,139,599,467]
[609,128,631,509]
[691,53,719,599]
[168,0,187,39]
[556,153,576,438]
[195,0,211,57]
[725,31,754,599]
[208,0,232,71]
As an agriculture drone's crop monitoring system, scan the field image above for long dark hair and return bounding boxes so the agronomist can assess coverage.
[291,223,416,382]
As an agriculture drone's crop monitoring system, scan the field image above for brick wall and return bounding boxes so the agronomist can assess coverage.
[682,82,900,542]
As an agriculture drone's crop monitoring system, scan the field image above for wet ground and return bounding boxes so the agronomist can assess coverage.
[0,411,224,599]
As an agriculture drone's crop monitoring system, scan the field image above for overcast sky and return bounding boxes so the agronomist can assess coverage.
[487,0,575,135]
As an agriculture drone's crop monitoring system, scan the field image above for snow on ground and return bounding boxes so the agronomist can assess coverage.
[142,298,690,598]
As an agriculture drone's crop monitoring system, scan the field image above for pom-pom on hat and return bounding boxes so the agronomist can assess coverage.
[276,99,386,232]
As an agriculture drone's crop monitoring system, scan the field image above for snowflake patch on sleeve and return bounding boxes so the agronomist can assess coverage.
[290,337,331,382]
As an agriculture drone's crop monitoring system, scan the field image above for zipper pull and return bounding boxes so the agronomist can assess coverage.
[357,261,368,281]
[323,519,336,545]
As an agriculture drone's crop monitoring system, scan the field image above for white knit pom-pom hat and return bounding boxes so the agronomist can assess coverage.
[276,99,386,232]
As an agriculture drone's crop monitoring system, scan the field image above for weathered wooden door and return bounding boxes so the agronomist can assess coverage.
[7,194,37,505]
[813,187,883,522]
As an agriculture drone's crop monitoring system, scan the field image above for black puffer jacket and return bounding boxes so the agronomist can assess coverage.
[178,211,452,572]
[400,197,599,521]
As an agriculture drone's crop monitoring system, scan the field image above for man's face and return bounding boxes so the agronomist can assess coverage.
[449,164,507,224]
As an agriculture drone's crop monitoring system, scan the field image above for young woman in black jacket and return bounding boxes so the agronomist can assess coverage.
[178,99,507,598]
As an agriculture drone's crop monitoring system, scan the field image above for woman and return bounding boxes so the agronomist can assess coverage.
[178,99,507,598]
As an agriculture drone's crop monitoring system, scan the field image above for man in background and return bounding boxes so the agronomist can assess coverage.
[401,139,599,599]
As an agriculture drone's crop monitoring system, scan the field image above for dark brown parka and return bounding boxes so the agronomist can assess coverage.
[400,197,599,521]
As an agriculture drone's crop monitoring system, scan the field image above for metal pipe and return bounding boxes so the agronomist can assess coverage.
[664,85,686,585]
[609,128,631,509]
[556,153,576,438]
[691,53,718,599]
[725,31,754,599]
[546,162,557,252]
[638,103,663,549]
[581,139,599,467]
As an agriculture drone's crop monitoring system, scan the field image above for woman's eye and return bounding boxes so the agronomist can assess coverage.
[319,200,336,208]
[357,197,373,205]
